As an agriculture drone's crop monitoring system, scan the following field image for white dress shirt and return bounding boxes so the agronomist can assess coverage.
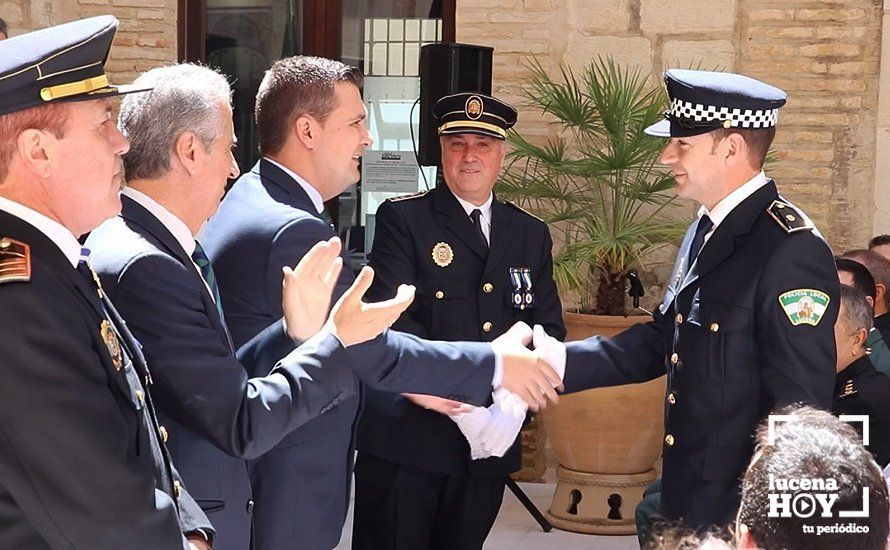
[454,192,493,243]
[697,170,769,246]
[264,157,326,214]
[0,195,82,267]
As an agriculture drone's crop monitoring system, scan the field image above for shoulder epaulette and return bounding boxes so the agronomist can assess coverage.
[0,237,31,284]
[767,200,813,233]
[504,200,544,223]
[388,190,429,203]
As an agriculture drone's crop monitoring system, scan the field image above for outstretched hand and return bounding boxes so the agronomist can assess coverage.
[281,237,343,342]
[326,266,415,347]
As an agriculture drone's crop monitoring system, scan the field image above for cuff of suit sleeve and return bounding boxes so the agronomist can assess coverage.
[490,344,503,388]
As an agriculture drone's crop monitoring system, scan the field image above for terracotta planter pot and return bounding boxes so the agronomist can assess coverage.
[542,312,666,535]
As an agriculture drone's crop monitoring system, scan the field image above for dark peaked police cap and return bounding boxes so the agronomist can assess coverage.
[0,15,150,117]
[434,92,518,141]
[645,69,786,138]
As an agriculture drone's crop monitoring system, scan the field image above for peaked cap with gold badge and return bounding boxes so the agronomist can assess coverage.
[434,92,517,141]
[644,69,786,138]
[0,15,149,117]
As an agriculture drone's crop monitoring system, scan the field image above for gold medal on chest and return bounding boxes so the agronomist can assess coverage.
[431,242,454,267]
[101,320,124,371]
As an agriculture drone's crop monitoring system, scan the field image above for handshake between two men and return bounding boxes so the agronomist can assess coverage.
[278,236,564,418]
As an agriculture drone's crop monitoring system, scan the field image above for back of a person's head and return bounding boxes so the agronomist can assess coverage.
[737,405,889,550]
[842,249,890,308]
[651,526,736,550]
[837,258,877,302]
[868,234,890,249]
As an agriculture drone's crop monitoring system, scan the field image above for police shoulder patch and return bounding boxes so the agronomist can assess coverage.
[388,190,429,203]
[505,201,543,223]
[778,289,830,326]
[0,237,31,284]
[767,200,813,233]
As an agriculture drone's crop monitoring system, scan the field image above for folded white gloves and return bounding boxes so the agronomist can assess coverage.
[451,325,567,460]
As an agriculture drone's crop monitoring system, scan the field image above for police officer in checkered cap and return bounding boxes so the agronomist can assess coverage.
[553,69,841,544]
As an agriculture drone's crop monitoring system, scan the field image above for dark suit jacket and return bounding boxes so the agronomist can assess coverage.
[86,196,359,549]
[0,210,211,549]
[834,355,890,468]
[358,185,566,477]
[561,181,839,529]
[202,159,498,549]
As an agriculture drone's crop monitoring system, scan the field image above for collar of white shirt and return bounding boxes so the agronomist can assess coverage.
[0,194,82,268]
[698,170,769,231]
[454,192,494,242]
[122,187,196,256]
[264,157,325,215]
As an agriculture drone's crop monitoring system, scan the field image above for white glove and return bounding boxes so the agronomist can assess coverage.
[533,324,566,382]
[477,387,526,457]
[450,406,492,460]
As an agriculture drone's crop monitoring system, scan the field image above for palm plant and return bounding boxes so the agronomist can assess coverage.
[498,56,687,315]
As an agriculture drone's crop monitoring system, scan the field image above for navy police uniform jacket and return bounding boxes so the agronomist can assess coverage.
[358,184,566,477]
[0,210,212,549]
[86,195,362,549]
[561,180,839,529]
[833,355,890,468]
[201,159,499,549]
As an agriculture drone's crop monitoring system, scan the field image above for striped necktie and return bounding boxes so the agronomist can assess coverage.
[191,240,226,322]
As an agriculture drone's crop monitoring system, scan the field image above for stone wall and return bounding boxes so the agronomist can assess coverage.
[3,0,177,89]
[457,0,886,251]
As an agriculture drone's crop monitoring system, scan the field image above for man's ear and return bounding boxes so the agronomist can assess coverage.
[293,115,318,150]
[16,128,53,178]
[875,283,886,305]
[724,132,747,166]
[174,131,200,176]
[735,523,759,550]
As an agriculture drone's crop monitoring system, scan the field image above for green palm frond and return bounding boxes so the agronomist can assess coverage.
[498,55,686,314]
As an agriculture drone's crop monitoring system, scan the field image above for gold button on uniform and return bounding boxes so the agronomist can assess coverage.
[0,238,9,249]
[710,323,720,332]
[482,321,493,332]
[675,313,683,324]
[664,434,675,446]
[670,353,679,365]
[667,392,676,405]
[435,291,444,299]
[159,426,168,443]
[483,283,493,293]
[173,480,182,498]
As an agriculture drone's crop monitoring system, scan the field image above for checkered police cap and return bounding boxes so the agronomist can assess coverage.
[645,69,787,138]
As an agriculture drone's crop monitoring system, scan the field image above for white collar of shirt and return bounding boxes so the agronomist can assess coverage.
[697,171,769,234]
[454,192,493,242]
[0,194,82,267]
[264,157,325,214]
[122,187,196,256]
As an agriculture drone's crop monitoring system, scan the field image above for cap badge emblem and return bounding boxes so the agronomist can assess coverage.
[465,96,484,120]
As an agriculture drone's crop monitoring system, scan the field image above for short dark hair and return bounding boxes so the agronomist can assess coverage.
[836,258,877,302]
[869,234,890,249]
[841,249,890,309]
[709,126,775,168]
[0,17,7,38]
[255,55,362,156]
[738,405,889,550]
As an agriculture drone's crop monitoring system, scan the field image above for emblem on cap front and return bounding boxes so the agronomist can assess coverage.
[465,96,484,120]
[432,242,454,267]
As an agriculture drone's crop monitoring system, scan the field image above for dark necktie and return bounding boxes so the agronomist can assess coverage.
[192,240,226,322]
[76,247,100,292]
[470,208,489,254]
[688,214,714,265]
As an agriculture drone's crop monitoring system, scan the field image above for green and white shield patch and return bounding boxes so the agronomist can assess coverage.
[778,289,830,327]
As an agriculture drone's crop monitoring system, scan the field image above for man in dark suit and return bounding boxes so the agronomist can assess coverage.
[352,93,566,550]
[551,70,840,538]
[202,56,561,549]
[0,17,213,549]
[87,63,534,550]
[832,284,890,468]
